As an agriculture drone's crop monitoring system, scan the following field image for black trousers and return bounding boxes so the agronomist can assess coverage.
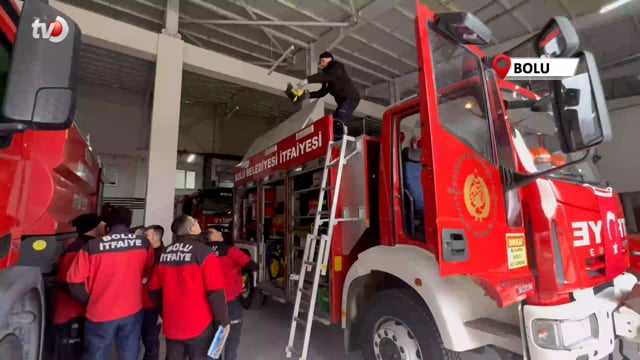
[333,98,360,123]
[141,308,161,360]
[222,299,243,360]
[52,317,85,360]
[332,98,360,140]
[166,322,215,360]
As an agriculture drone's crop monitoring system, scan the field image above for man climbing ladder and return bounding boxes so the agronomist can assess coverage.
[292,51,361,141]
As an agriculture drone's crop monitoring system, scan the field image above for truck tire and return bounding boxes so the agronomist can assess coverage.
[359,289,461,360]
[0,334,23,358]
[238,272,266,310]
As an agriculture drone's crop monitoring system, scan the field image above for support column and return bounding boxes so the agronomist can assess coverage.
[306,44,326,115]
[144,33,184,242]
[212,104,225,153]
[389,80,400,104]
[162,0,181,38]
[306,44,316,76]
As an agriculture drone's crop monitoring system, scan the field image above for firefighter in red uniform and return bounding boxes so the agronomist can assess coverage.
[148,215,230,359]
[141,225,165,360]
[206,225,258,360]
[52,213,105,360]
[66,206,154,360]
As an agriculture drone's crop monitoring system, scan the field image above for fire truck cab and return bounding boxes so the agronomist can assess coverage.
[233,2,640,359]
[0,1,83,358]
[181,188,234,232]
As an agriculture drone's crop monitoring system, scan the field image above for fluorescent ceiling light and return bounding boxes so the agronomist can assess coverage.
[187,154,196,163]
[599,0,633,13]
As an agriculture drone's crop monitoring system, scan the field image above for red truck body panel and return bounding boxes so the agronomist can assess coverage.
[234,116,332,186]
[0,125,100,268]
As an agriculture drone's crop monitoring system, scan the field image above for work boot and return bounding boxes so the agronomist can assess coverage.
[333,120,348,141]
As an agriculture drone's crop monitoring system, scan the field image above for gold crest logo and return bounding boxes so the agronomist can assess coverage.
[463,171,490,221]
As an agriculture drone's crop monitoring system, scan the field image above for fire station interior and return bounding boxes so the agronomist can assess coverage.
[7,0,640,360]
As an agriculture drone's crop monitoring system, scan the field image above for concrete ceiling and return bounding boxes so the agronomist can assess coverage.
[69,0,640,110]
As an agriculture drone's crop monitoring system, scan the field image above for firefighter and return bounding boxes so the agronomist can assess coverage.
[295,51,360,141]
[66,206,154,360]
[52,213,106,360]
[206,225,258,360]
[141,225,165,360]
[148,215,230,360]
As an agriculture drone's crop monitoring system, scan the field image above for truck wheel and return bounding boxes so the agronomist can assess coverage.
[0,334,23,358]
[238,272,266,310]
[359,289,460,360]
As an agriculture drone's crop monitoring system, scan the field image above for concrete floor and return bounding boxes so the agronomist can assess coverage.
[123,300,640,360]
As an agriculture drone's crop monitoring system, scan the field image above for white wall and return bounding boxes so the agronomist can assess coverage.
[596,96,640,193]
[75,81,150,225]
[75,82,150,155]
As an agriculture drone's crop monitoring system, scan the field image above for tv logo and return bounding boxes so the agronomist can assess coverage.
[31,16,69,43]
[492,54,578,80]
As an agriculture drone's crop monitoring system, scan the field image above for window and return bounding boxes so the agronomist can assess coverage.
[485,72,522,228]
[502,87,604,186]
[176,169,196,190]
[397,111,425,241]
[427,23,493,163]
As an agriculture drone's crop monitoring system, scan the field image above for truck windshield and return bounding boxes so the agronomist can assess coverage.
[502,87,604,186]
[200,196,233,215]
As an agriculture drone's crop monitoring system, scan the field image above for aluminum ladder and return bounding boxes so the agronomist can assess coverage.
[285,134,361,360]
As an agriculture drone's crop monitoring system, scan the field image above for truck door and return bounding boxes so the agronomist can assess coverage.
[414,4,528,279]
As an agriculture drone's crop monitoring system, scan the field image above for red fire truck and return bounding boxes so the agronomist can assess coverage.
[233,2,640,359]
[0,0,85,358]
[181,188,234,232]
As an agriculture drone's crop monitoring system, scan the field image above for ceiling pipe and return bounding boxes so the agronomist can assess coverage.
[180,19,352,27]
[268,45,295,75]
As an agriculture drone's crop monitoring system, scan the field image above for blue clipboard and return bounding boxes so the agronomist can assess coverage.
[207,325,229,359]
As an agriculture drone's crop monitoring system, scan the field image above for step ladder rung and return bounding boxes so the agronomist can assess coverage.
[294,316,307,327]
[303,260,315,267]
[285,346,298,357]
[327,159,341,167]
[335,217,362,223]
[322,186,336,191]
[299,287,312,296]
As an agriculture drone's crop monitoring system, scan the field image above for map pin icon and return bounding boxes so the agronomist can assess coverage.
[492,54,511,79]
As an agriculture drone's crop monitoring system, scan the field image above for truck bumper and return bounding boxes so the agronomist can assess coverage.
[523,272,638,360]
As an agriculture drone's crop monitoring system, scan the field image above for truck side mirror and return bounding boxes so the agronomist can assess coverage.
[0,0,81,135]
[433,11,492,46]
[553,51,611,153]
[536,16,579,58]
[502,16,579,59]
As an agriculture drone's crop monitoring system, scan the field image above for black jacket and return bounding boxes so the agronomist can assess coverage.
[307,60,360,105]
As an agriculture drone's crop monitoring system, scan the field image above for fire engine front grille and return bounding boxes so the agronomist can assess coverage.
[585,255,606,278]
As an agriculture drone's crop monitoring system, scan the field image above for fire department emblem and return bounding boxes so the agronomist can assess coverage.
[463,170,490,221]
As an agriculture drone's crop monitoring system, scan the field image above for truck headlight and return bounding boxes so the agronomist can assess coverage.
[531,314,598,350]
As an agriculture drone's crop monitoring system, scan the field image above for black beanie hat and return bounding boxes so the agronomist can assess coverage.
[71,213,102,235]
[319,51,333,60]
